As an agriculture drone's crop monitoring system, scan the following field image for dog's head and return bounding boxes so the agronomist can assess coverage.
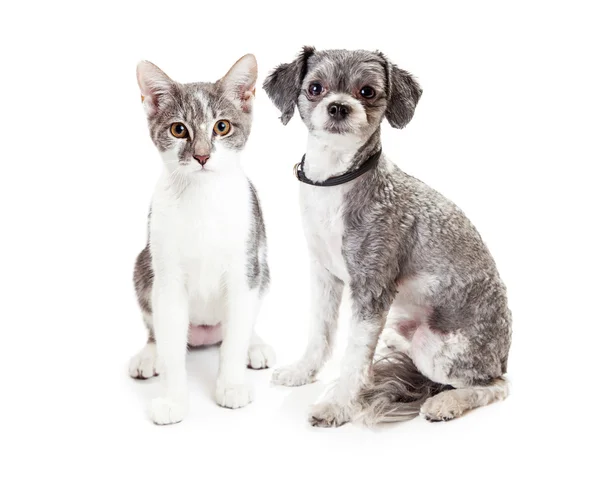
[263,47,422,138]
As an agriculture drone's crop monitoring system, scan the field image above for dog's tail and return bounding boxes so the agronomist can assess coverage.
[356,351,452,424]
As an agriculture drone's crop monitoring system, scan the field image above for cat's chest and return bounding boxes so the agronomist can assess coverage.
[176,203,237,257]
[300,185,349,283]
[152,177,249,263]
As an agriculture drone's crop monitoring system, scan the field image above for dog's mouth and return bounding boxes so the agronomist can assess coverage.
[323,121,355,135]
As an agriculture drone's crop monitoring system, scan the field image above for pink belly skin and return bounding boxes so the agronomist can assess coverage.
[188,324,222,347]
[396,319,419,340]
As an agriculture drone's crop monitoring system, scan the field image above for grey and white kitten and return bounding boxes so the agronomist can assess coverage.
[264,47,511,427]
[129,54,274,425]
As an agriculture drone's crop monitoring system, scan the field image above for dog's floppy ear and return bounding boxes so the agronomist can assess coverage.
[378,53,422,129]
[263,46,315,125]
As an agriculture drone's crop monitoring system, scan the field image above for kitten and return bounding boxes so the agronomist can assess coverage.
[128,54,274,425]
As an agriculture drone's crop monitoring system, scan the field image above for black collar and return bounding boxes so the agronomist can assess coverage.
[294,149,382,187]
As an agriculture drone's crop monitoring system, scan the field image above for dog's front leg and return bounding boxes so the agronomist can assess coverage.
[309,300,387,427]
[272,259,344,386]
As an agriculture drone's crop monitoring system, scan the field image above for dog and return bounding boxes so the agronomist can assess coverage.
[263,47,512,427]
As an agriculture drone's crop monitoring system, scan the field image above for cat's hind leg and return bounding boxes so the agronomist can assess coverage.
[130,247,160,379]
[129,314,161,379]
[247,332,275,370]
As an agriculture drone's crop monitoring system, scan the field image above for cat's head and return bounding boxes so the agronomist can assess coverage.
[137,54,257,176]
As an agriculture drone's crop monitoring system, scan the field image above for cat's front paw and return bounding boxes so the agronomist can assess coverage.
[149,396,188,425]
[129,343,161,379]
[309,400,353,428]
[271,363,316,387]
[247,343,275,369]
[215,381,253,409]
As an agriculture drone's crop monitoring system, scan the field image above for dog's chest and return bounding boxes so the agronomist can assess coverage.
[300,185,350,283]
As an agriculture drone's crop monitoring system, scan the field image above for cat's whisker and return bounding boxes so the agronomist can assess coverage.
[166,166,189,197]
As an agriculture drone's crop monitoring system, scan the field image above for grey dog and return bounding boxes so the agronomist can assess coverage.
[263,47,512,427]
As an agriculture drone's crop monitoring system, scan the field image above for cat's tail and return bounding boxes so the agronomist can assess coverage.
[356,351,452,424]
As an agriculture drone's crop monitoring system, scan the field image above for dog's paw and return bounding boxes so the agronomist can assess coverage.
[149,396,188,425]
[309,400,353,428]
[129,343,161,379]
[271,363,316,387]
[420,391,465,422]
[247,343,275,370]
[380,328,411,354]
[215,381,253,409]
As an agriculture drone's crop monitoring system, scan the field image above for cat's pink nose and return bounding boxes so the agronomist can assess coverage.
[193,154,210,166]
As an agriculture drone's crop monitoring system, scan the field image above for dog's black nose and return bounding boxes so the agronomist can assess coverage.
[328,102,351,120]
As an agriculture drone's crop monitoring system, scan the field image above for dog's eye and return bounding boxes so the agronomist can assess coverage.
[170,122,189,139]
[360,86,376,99]
[308,82,324,96]
[213,120,231,136]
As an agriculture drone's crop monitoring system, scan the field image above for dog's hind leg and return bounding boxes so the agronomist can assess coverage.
[409,316,510,422]
[381,297,432,355]
[380,308,421,355]
[380,327,412,354]
[420,378,509,422]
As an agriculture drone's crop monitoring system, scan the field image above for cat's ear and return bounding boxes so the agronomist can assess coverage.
[218,54,257,114]
[377,52,422,129]
[136,61,174,117]
[263,46,315,125]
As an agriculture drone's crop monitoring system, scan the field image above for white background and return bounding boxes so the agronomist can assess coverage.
[1,1,598,477]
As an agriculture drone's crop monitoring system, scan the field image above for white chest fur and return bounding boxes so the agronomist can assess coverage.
[298,132,366,284]
[150,169,251,324]
[299,182,351,284]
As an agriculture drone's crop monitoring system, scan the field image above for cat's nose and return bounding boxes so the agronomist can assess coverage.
[193,154,210,166]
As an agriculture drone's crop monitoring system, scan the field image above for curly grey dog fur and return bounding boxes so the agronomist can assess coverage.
[264,47,511,426]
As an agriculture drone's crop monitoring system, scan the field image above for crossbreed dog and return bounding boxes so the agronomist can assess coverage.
[263,47,512,427]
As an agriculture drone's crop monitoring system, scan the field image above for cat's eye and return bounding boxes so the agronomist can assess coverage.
[359,86,376,99]
[170,122,189,139]
[308,82,324,96]
[213,120,231,136]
